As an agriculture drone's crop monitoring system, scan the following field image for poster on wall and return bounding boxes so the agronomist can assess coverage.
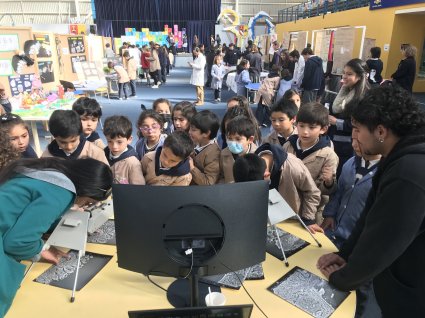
[38,61,55,83]
[71,55,86,73]
[282,32,290,50]
[0,59,13,76]
[0,34,19,52]
[297,31,308,51]
[332,27,355,75]
[362,38,376,60]
[8,74,35,96]
[33,34,52,58]
[314,30,332,63]
[68,36,85,54]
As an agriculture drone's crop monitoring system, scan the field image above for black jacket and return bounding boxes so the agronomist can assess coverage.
[301,55,324,91]
[224,49,240,66]
[330,128,425,317]
[391,56,416,93]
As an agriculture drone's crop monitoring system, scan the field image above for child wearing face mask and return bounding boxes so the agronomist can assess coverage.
[0,113,37,158]
[135,110,167,160]
[41,110,109,166]
[218,116,257,183]
[152,98,174,135]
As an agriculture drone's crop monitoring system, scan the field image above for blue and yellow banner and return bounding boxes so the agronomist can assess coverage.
[370,0,424,10]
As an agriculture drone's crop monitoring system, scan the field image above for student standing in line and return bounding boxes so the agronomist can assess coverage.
[366,47,383,87]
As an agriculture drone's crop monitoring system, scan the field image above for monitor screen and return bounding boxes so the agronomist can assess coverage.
[112,181,269,278]
[128,304,253,318]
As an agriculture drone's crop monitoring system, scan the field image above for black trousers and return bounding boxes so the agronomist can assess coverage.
[255,99,271,126]
[149,70,159,85]
[214,88,221,100]
[129,80,136,96]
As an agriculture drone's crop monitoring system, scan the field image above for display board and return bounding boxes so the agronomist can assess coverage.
[362,38,376,60]
[332,27,356,75]
[282,31,290,50]
[56,34,88,82]
[0,27,36,98]
[314,30,333,63]
[33,31,60,92]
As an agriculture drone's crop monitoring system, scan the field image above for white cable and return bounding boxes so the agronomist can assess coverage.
[183,248,194,279]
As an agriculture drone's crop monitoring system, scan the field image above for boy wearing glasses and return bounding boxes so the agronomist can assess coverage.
[103,115,145,185]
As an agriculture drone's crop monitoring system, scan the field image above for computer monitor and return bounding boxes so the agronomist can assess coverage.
[112,181,269,307]
[128,304,253,318]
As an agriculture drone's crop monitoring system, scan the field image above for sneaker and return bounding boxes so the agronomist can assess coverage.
[157,82,161,86]
[124,97,128,100]
[118,97,123,100]
[151,85,159,89]
[217,98,221,102]
[129,95,137,98]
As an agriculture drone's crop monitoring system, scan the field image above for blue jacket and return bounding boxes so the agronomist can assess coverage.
[323,156,377,249]
[301,55,324,91]
[0,172,75,316]
[235,69,251,96]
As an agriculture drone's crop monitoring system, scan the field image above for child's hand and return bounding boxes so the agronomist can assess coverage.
[328,115,337,125]
[189,157,195,171]
[41,247,69,265]
[322,166,335,187]
[307,224,324,234]
[321,217,335,231]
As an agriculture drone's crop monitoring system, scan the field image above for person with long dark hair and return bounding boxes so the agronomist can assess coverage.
[328,58,369,177]
[0,157,112,316]
[318,85,425,317]
[391,44,417,93]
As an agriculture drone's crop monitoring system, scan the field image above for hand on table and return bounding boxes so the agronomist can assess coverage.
[320,263,345,279]
[307,224,324,234]
[317,253,346,272]
[41,246,69,265]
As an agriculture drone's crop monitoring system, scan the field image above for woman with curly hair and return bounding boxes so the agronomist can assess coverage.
[318,86,425,318]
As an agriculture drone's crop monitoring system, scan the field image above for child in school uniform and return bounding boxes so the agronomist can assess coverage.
[283,103,339,221]
[141,131,194,186]
[188,110,221,185]
[113,63,130,100]
[152,98,173,135]
[219,116,258,183]
[0,127,20,169]
[72,97,105,149]
[263,99,298,146]
[41,110,109,165]
[135,110,167,160]
[123,51,138,97]
[0,113,37,158]
[172,101,197,133]
[211,55,225,103]
[235,59,251,97]
[240,143,322,232]
[0,83,12,113]
[321,138,381,248]
[103,115,145,185]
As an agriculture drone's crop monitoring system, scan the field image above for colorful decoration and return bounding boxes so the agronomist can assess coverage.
[248,11,275,41]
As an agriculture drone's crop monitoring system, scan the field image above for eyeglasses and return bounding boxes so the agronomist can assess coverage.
[139,124,161,132]
[0,113,19,123]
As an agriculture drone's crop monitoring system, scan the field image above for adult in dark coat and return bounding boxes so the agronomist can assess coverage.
[246,44,262,83]
[223,43,240,67]
[301,47,324,103]
[317,86,425,318]
[391,44,417,93]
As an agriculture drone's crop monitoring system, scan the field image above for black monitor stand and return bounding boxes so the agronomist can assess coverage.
[167,266,221,307]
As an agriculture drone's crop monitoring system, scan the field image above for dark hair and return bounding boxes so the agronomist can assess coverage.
[283,89,300,101]
[163,131,194,159]
[233,153,266,182]
[0,129,20,170]
[0,113,29,134]
[221,103,261,143]
[237,59,249,74]
[106,43,110,48]
[0,158,113,200]
[136,110,164,138]
[289,49,300,59]
[123,51,130,58]
[343,58,370,114]
[370,47,381,59]
[301,47,313,56]
[103,115,132,139]
[352,86,425,137]
[271,99,298,120]
[226,116,256,139]
[296,102,329,127]
[49,110,82,138]
[190,110,220,139]
[152,98,171,113]
[172,101,197,123]
[72,97,102,118]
